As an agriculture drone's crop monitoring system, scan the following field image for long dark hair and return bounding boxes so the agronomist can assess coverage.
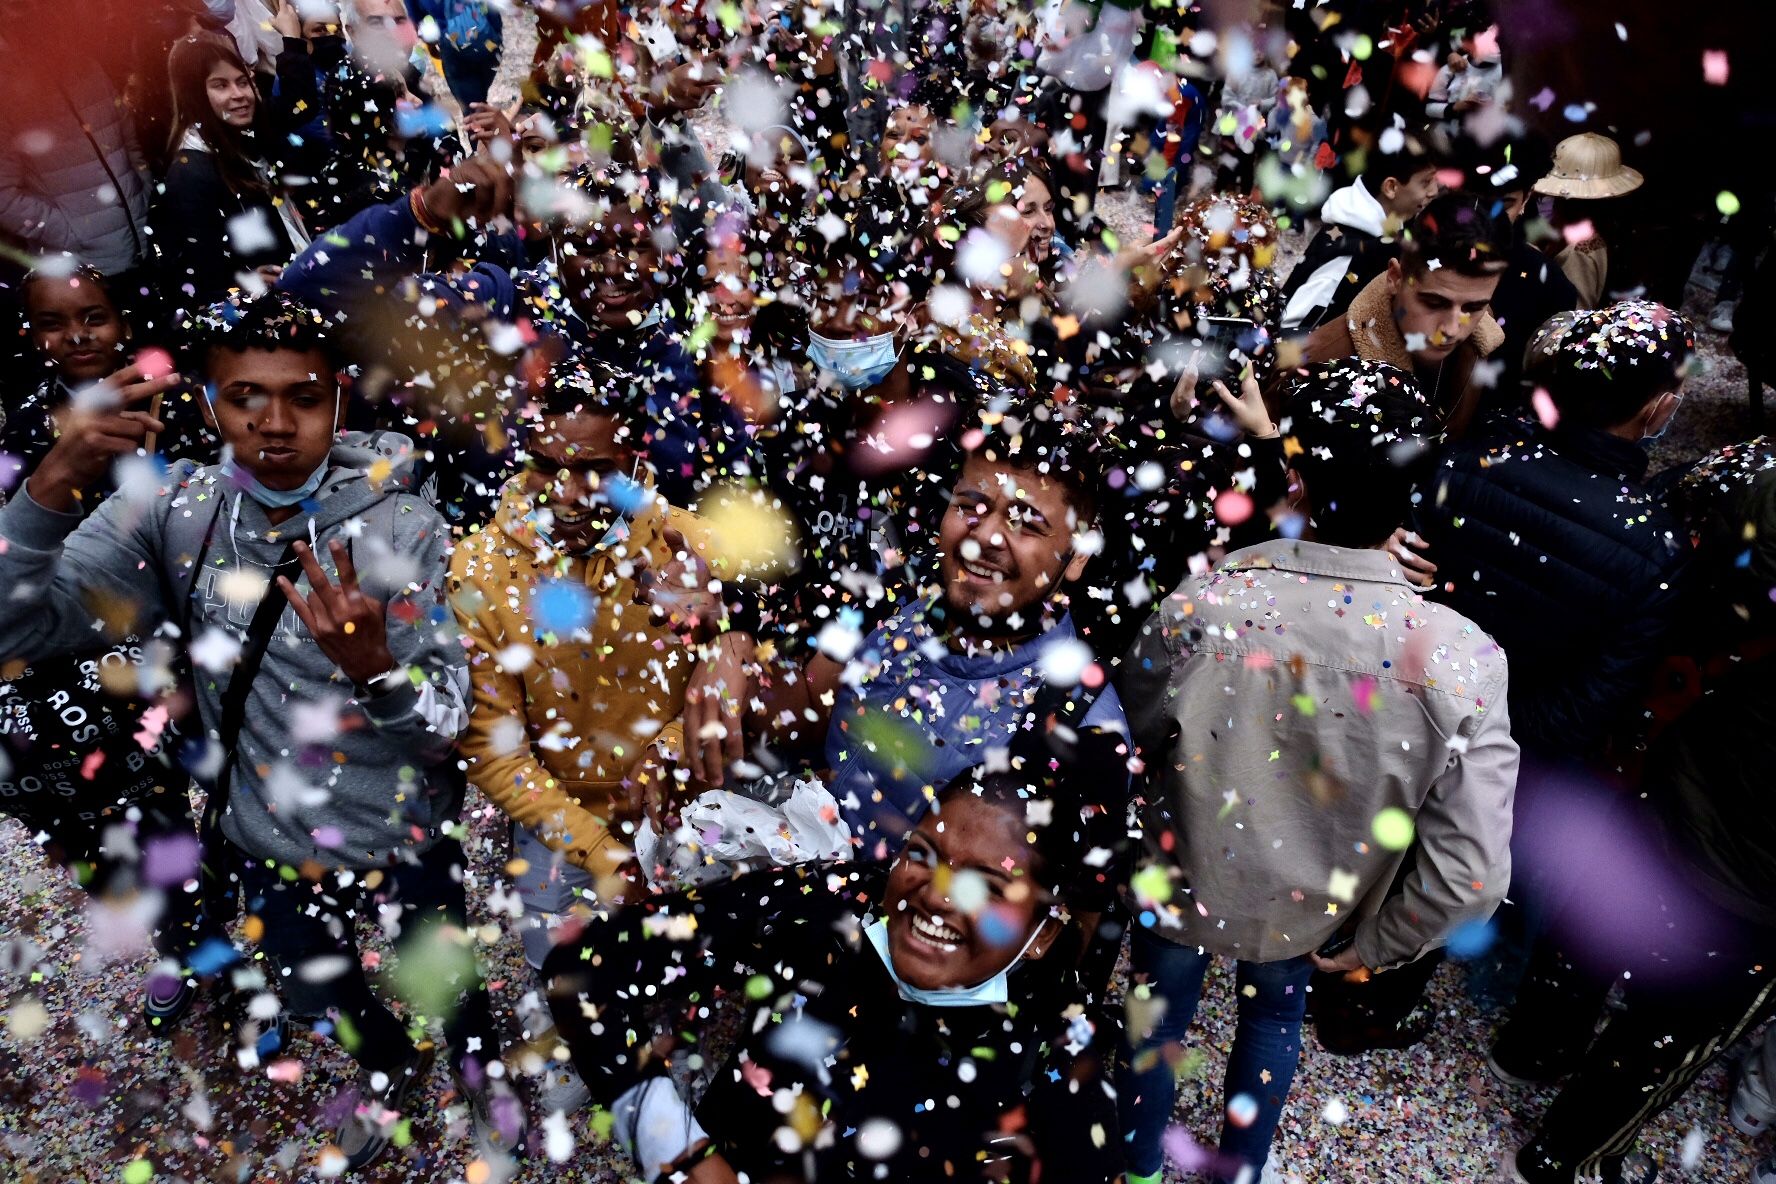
[166,34,266,197]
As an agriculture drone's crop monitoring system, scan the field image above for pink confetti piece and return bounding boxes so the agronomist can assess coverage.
[80,751,105,780]
[1561,219,1596,246]
[266,1059,304,1083]
[1215,489,1254,525]
[1530,87,1556,111]
[312,825,344,848]
[134,347,176,380]
[134,703,169,750]
[1532,387,1560,429]
[1704,50,1729,85]
[1350,675,1381,715]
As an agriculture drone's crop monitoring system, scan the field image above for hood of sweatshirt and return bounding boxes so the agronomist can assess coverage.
[1318,177,1388,238]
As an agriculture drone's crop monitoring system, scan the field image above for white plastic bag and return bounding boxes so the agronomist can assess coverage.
[635,779,853,888]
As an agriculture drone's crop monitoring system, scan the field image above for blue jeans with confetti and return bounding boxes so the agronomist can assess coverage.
[1118,926,1314,1181]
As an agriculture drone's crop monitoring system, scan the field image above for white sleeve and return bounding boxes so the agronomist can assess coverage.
[613,1077,711,1179]
[1280,254,1354,330]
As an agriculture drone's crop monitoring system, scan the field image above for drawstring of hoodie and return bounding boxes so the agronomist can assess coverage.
[226,491,321,573]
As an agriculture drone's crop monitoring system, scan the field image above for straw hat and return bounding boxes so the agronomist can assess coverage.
[1533,133,1644,199]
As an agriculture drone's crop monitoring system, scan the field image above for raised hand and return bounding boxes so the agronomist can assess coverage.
[278,539,397,687]
[462,101,517,150]
[416,152,514,230]
[29,363,180,511]
[683,632,757,789]
[634,526,724,644]
[1388,527,1438,589]
[1170,361,1277,438]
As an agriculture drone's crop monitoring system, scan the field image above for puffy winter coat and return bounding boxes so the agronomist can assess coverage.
[1416,418,1691,760]
[0,67,150,275]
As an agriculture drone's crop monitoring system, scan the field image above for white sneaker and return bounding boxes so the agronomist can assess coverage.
[1732,1045,1776,1136]
[1752,1156,1776,1184]
[1710,299,1739,333]
[536,1060,592,1114]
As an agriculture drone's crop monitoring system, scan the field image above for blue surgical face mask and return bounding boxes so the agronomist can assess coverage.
[808,328,902,391]
[222,455,330,508]
[1643,393,1684,442]
[862,911,1052,1008]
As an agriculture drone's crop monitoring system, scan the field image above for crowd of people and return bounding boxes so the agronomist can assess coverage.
[2,0,1774,1182]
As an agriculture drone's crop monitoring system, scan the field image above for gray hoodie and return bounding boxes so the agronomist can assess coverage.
[0,433,469,870]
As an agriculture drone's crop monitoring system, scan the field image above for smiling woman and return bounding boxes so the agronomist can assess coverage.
[542,770,1127,1184]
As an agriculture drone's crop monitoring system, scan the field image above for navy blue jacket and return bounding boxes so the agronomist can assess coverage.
[1416,419,1691,760]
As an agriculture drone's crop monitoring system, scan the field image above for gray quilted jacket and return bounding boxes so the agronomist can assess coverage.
[0,67,150,274]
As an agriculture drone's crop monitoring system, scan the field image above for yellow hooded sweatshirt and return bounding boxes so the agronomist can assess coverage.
[448,476,712,874]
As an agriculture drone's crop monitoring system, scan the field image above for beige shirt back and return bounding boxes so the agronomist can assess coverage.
[1120,539,1519,969]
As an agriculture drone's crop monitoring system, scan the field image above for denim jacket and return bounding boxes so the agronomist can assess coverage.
[1120,538,1518,970]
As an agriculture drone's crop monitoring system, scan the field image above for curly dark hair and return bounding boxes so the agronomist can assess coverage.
[185,289,341,376]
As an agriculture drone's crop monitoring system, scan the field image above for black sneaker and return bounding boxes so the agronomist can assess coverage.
[1513,1142,1657,1184]
[336,1042,436,1170]
[142,970,198,1035]
[1487,1022,1583,1088]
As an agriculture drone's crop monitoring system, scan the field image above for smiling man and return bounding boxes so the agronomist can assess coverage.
[447,355,731,1116]
[1299,193,1512,441]
[743,411,1130,859]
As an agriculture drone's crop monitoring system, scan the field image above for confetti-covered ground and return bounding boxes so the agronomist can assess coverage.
[2,786,1767,1184]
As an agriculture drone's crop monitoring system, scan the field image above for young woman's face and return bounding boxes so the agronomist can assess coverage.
[883,791,1055,991]
[28,275,127,385]
[205,61,257,128]
[1013,175,1056,264]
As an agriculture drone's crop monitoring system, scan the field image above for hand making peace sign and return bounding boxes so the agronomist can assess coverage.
[278,539,397,687]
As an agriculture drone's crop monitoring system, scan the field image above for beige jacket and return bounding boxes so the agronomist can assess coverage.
[1121,539,1518,970]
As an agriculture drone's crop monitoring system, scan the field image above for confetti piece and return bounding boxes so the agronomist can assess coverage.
[1719,191,1742,217]
[1372,808,1415,851]
[1561,220,1597,246]
[7,996,50,1041]
[1703,49,1730,85]
[134,704,169,750]
[1215,489,1254,526]
[134,348,175,380]
[530,579,594,635]
[1532,388,1560,430]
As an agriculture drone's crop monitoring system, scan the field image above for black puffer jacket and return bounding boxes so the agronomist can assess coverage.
[1416,418,1690,760]
[1650,442,1776,928]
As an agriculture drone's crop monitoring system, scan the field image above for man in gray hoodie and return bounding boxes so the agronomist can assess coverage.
[0,291,521,1169]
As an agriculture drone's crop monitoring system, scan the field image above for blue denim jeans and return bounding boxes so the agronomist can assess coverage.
[1118,926,1314,1180]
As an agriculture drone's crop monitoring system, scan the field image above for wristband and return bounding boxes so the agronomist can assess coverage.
[354,666,409,700]
[409,186,445,235]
